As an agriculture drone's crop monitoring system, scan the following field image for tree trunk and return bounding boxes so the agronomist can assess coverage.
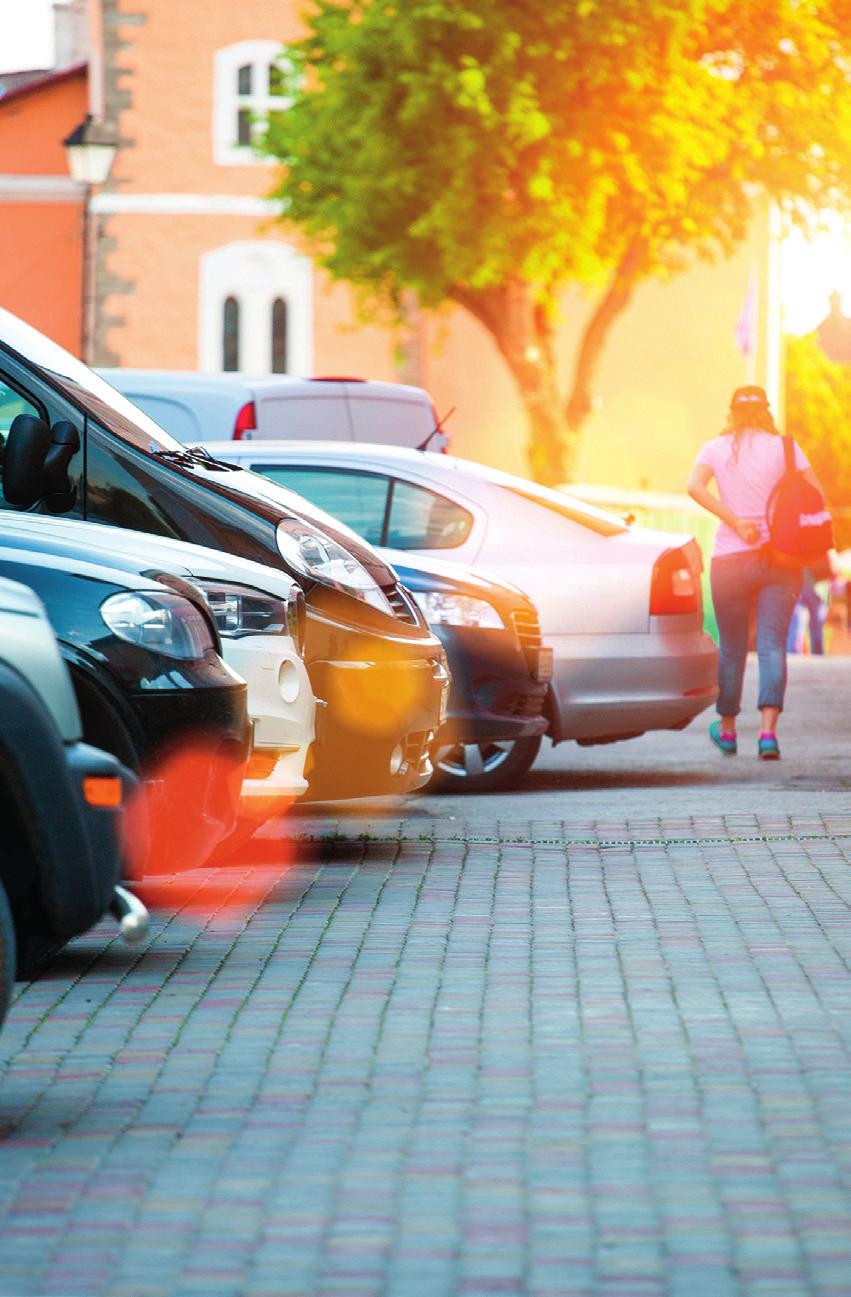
[396,288,428,387]
[564,236,648,432]
[452,280,577,486]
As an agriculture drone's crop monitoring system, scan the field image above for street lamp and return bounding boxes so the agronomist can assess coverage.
[63,114,117,362]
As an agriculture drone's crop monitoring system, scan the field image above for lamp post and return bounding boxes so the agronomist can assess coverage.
[63,114,117,363]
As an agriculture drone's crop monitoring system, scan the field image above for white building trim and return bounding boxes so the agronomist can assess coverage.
[90,192,284,216]
[212,39,291,167]
[0,174,84,202]
[198,240,313,374]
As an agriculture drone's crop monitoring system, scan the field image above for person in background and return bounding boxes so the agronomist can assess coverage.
[787,571,826,655]
[687,385,825,760]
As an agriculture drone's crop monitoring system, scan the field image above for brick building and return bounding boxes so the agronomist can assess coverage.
[2,0,778,486]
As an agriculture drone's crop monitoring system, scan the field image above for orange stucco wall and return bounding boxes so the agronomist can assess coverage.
[0,69,87,354]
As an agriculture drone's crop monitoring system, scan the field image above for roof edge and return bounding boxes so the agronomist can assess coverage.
[0,62,87,109]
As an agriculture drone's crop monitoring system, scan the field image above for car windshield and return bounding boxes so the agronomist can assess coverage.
[0,308,183,454]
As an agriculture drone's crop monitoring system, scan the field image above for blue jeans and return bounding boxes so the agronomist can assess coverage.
[711,551,801,717]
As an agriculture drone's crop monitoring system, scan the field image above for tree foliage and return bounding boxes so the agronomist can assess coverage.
[267,1,851,483]
[786,333,851,550]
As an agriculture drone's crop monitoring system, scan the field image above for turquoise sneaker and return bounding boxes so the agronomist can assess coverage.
[709,720,737,755]
[758,733,780,760]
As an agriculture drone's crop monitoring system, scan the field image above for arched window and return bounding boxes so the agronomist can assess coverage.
[213,40,291,166]
[271,298,288,373]
[199,242,313,374]
[222,296,240,370]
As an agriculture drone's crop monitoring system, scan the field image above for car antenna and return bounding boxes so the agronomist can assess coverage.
[416,406,456,452]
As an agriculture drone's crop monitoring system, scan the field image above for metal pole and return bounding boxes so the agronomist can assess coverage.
[81,183,91,362]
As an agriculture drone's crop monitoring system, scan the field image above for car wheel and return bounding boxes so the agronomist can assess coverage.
[428,734,542,794]
[0,878,16,1030]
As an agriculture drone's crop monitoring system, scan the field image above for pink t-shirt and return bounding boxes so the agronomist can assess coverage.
[695,429,810,557]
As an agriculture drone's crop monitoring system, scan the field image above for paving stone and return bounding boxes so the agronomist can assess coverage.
[0,819,849,1294]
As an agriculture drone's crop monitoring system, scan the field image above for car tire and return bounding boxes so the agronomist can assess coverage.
[0,878,17,1030]
[427,734,542,794]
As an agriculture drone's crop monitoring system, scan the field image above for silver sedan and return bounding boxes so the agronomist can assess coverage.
[201,440,719,757]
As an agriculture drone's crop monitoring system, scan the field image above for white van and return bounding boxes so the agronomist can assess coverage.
[97,370,449,451]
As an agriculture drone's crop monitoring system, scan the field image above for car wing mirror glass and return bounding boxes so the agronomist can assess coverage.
[2,412,52,508]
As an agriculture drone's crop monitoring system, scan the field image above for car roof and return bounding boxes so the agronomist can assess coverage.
[204,440,630,534]
[99,371,433,402]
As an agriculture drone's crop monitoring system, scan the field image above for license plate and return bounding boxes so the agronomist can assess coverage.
[534,646,554,684]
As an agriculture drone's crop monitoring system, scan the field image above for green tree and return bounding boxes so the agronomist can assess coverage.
[786,332,851,550]
[267,1,851,484]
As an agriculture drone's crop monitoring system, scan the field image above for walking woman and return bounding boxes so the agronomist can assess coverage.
[687,385,823,759]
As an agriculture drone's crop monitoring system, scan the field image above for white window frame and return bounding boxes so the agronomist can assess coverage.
[213,39,291,167]
[198,240,314,375]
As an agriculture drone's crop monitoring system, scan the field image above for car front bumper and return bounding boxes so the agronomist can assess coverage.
[219,634,315,804]
[128,683,251,873]
[305,654,449,800]
[548,628,719,743]
[430,623,548,747]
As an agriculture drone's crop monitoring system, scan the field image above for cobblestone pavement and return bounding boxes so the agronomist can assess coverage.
[1,811,850,1297]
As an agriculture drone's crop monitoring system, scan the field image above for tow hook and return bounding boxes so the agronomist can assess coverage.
[109,885,150,944]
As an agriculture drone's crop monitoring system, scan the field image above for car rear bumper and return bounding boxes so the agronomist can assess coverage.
[548,628,719,742]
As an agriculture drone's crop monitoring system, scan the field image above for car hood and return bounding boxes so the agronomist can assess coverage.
[0,513,298,602]
[156,457,401,591]
[380,546,532,612]
[0,526,195,597]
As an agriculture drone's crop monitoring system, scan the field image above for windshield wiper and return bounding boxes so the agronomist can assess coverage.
[151,446,242,471]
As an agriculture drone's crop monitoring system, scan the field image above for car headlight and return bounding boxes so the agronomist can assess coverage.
[100,591,216,660]
[194,580,306,654]
[411,591,506,629]
[276,520,393,615]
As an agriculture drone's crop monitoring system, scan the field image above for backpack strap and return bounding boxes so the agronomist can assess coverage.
[783,435,796,474]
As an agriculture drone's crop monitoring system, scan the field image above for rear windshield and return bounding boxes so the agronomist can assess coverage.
[499,483,628,537]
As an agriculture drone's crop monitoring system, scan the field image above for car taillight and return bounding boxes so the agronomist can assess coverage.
[650,547,699,615]
[233,400,257,439]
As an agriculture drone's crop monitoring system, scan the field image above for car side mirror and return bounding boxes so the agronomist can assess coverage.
[44,420,80,513]
[2,413,52,508]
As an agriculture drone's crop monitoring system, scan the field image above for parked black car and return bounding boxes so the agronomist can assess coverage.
[0,529,250,876]
[0,578,135,1007]
[386,550,550,791]
[0,308,448,801]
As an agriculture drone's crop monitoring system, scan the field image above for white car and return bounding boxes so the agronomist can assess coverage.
[0,514,315,843]
[201,441,718,759]
[98,369,447,452]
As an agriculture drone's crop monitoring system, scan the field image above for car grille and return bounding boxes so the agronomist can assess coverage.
[386,584,420,626]
[511,607,543,673]
[508,691,545,719]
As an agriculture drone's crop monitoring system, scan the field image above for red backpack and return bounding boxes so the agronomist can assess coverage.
[765,436,834,568]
